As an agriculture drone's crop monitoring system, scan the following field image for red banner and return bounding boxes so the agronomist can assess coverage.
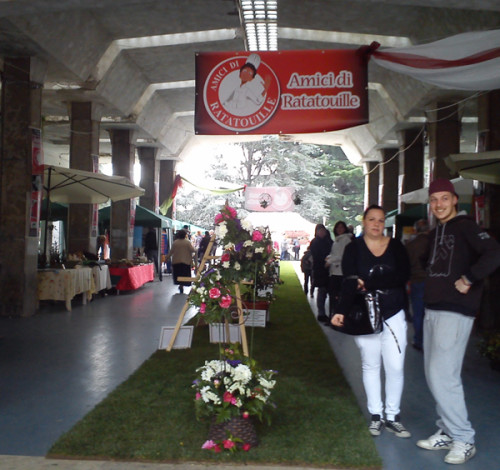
[29,128,43,237]
[195,49,368,135]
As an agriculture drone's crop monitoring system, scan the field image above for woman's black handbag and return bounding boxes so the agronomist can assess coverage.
[333,290,383,336]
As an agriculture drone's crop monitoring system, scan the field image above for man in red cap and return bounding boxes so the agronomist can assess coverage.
[416,178,500,464]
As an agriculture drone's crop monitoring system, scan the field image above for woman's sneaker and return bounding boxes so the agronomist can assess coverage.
[444,441,476,464]
[416,429,453,450]
[385,416,411,438]
[369,414,384,436]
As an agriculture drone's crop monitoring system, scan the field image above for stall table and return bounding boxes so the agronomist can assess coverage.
[92,264,112,292]
[37,267,95,311]
[109,263,154,292]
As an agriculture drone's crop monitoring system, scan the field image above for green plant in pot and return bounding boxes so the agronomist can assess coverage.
[478,330,500,370]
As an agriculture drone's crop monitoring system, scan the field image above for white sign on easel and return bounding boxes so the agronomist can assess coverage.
[158,326,194,349]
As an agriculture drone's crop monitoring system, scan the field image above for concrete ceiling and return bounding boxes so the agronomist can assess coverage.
[0,0,499,168]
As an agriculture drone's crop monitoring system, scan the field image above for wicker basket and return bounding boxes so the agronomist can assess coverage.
[208,415,258,447]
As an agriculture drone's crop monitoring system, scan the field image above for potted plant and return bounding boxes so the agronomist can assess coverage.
[479,330,500,371]
[192,344,277,451]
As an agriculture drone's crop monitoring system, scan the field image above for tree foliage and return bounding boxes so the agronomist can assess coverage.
[175,137,364,231]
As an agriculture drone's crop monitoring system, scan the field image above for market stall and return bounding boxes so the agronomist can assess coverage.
[37,266,95,311]
[109,263,154,293]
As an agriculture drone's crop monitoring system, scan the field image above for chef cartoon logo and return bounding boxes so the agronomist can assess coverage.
[203,53,280,132]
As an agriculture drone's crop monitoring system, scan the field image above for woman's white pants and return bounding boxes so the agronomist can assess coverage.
[354,310,407,421]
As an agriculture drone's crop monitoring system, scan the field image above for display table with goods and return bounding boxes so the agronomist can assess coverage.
[37,266,95,311]
[91,264,112,293]
[108,261,154,292]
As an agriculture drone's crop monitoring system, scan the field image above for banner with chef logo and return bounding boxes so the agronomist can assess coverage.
[244,187,295,212]
[195,49,368,135]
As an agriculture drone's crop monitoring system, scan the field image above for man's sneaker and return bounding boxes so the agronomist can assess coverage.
[444,441,476,464]
[385,417,411,438]
[416,429,453,450]
[369,414,384,436]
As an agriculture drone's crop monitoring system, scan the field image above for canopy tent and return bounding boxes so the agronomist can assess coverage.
[41,165,145,261]
[43,165,144,204]
[99,205,173,229]
[446,151,500,185]
[400,178,474,204]
[40,200,68,221]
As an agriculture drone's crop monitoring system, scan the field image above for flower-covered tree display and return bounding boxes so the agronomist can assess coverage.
[189,205,278,324]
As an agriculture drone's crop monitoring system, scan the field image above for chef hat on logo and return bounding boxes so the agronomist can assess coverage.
[245,53,261,70]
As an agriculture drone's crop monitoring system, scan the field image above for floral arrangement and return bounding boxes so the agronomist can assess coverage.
[192,345,277,426]
[189,266,236,323]
[189,205,277,323]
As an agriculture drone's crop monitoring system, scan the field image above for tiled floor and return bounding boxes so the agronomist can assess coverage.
[0,263,498,470]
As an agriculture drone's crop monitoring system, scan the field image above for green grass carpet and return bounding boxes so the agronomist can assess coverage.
[48,261,382,468]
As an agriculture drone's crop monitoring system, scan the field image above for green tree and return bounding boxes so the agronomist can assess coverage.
[174,138,363,230]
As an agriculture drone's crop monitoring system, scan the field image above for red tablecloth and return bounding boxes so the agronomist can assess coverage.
[109,264,154,291]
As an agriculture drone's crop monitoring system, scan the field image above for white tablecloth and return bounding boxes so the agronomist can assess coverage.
[37,267,95,311]
[92,265,112,292]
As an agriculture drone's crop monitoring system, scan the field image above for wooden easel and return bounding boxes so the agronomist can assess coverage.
[165,235,249,356]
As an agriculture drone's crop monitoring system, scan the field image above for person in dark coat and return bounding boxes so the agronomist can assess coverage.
[197,231,211,264]
[309,224,333,323]
[144,227,161,281]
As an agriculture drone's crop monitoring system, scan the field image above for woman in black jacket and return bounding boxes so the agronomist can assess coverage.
[331,205,411,439]
[309,224,333,323]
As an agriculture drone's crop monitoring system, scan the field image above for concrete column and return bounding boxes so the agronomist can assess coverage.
[138,147,159,212]
[364,161,379,208]
[159,160,176,218]
[477,90,500,329]
[0,57,45,316]
[67,102,100,255]
[427,103,460,180]
[398,127,425,212]
[109,129,135,260]
[380,148,399,213]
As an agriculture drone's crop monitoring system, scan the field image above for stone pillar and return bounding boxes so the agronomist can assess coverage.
[380,148,399,213]
[159,160,176,218]
[0,57,46,316]
[364,161,379,208]
[427,103,460,181]
[138,147,159,212]
[477,90,500,329]
[398,128,425,212]
[67,102,100,255]
[109,129,136,260]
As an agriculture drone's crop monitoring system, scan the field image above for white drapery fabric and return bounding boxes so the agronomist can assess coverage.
[371,29,500,91]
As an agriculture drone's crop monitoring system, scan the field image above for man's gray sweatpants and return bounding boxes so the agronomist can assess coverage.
[423,308,475,444]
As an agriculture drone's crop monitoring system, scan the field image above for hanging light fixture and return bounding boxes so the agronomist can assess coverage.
[239,0,278,51]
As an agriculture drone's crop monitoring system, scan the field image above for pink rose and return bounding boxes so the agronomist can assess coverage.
[219,295,232,309]
[221,253,230,262]
[242,443,251,451]
[196,392,201,400]
[202,440,216,450]
[242,411,250,419]
[252,230,263,242]
[213,444,222,453]
[223,439,236,449]
[223,391,237,405]
[209,288,221,299]
[200,303,206,314]
[226,206,237,219]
